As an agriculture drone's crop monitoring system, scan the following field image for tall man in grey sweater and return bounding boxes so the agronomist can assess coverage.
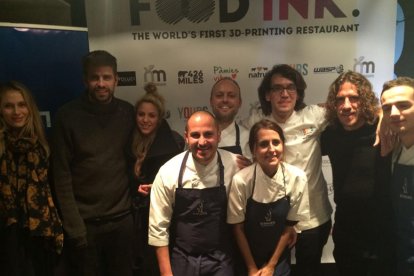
[52,50,135,275]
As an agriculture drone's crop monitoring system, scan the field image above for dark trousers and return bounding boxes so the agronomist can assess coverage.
[293,220,332,276]
[55,213,134,276]
[0,224,57,276]
[171,247,233,276]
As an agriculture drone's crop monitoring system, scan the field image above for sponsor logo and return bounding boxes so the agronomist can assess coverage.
[118,71,137,86]
[144,65,167,85]
[248,66,269,79]
[178,106,209,119]
[130,0,349,25]
[288,63,308,76]
[178,70,204,84]
[353,56,375,78]
[213,66,239,81]
[313,65,344,74]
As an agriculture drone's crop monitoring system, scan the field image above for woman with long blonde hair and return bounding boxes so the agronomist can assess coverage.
[0,81,63,276]
[132,83,183,275]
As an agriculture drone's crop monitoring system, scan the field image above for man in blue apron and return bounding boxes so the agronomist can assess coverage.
[210,77,252,168]
[148,111,240,276]
[381,77,414,276]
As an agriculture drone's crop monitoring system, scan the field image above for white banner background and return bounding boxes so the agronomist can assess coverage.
[85,0,397,263]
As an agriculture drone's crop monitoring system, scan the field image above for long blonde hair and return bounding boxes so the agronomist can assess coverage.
[132,83,165,177]
[0,81,49,156]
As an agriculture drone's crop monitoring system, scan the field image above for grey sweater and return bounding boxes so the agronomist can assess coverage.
[52,93,135,247]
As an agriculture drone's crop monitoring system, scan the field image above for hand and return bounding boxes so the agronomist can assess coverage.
[258,265,275,276]
[138,184,152,196]
[236,155,252,169]
[374,111,397,156]
[247,267,260,276]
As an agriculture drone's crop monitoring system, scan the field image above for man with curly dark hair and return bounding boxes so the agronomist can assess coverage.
[321,71,394,276]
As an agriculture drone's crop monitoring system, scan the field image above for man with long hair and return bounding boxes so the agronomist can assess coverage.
[322,71,393,276]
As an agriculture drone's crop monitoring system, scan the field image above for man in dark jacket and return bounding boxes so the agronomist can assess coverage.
[52,50,135,276]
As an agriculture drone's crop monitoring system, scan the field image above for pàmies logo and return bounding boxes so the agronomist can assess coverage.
[248,66,269,79]
[178,70,204,84]
[353,56,375,78]
[144,65,167,85]
[213,66,239,81]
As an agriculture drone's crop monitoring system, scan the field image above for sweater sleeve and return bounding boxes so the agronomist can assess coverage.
[51,109,87,247]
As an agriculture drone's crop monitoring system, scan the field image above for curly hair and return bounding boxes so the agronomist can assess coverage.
[325,71,378,128]
[258,64,307,116]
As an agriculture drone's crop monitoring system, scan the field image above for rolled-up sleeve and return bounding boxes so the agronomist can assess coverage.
[148,169,175,247]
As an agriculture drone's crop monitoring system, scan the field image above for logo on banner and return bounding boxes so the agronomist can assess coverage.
[144,65,167,85]
[118,71,137,86]
[313,65,344,74]
[288,64,308,76]
[248,66,269,79]
[130,0,348,25]
[178,106,209,120]
[178,70,204,84]
[213,66,239,81]
[353,56,375,78]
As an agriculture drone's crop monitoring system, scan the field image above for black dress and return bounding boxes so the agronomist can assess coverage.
[133,119,184,275]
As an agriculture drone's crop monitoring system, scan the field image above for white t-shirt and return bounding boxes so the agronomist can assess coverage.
[148,149,239,247]
[243,105,332,231]
[219,121,252,159]
[227,162,310,224]
[393,144,414,166]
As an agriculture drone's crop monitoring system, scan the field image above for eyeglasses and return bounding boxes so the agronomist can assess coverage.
[335,96,360,106]
[270,84,297,94]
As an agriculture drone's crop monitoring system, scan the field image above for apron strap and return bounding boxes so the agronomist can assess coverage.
[178,151,190,188]
[234,122,241,147]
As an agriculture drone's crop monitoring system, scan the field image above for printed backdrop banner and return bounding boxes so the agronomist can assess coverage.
[86,0,397,263]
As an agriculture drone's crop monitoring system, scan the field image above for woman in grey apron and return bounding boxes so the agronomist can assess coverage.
[227,119,309,276]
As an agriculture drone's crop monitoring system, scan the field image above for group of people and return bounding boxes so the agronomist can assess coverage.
[0,49,412,276]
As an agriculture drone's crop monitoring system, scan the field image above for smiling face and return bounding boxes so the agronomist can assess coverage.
[381,85,414,137]
[136,102,160,136]
[266,74,298,122]
[210,79,242,124]
[84,65,118,104]
[0,90,29,132]
[185,112,220,165]
[254,128,284,177]
[335,82,365,131]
